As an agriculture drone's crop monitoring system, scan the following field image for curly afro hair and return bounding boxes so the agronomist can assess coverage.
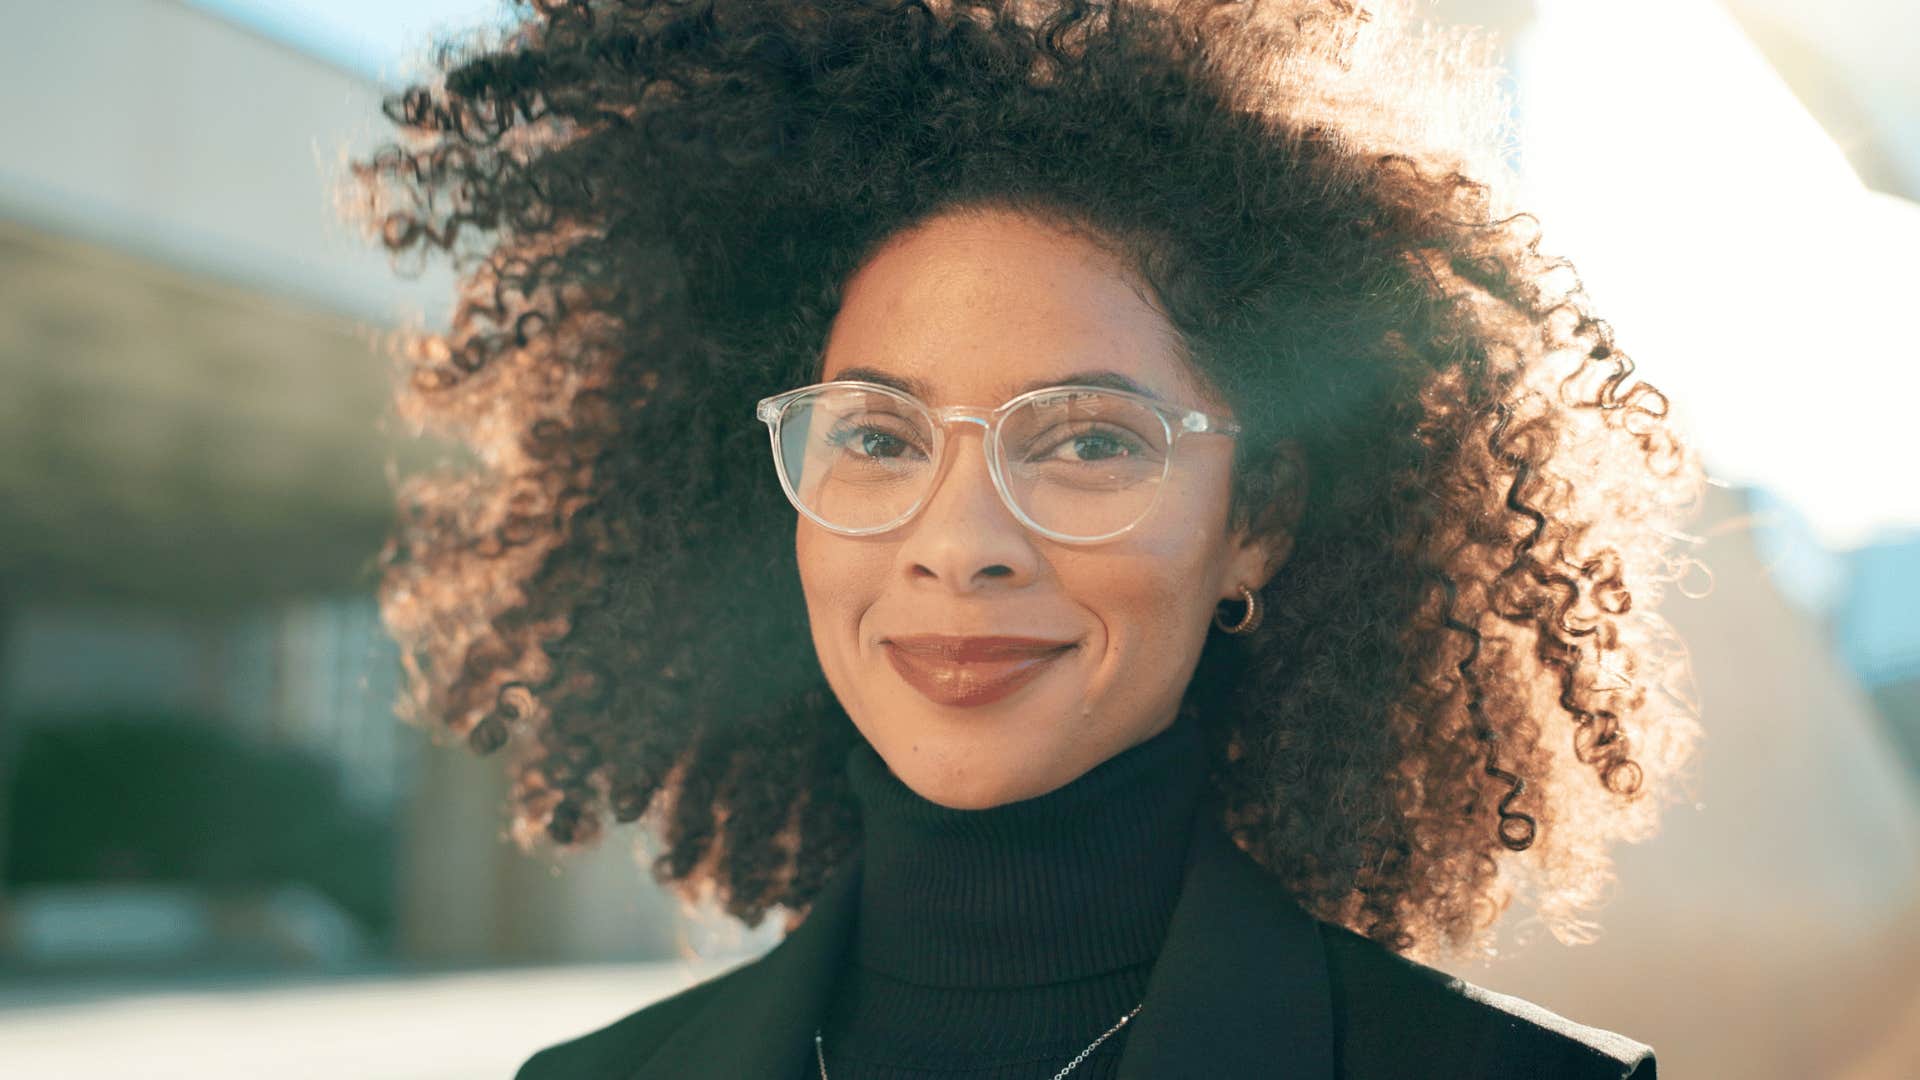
[348,0,1707,962]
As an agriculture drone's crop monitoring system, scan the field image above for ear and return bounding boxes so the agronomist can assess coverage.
[1220,439,1307,596]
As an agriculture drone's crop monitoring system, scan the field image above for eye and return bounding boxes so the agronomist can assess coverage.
[825,418,928,461]
[1029,423,1147,464]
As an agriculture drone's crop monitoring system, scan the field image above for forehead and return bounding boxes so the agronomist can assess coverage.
[818,209,1206,407]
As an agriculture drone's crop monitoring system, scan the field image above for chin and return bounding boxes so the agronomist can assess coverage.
[918,785,1000,811]
[920,773,1035,811]
[882,740,1045,810]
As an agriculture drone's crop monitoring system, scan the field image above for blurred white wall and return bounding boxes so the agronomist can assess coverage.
[1438,481,1920,1079]
[0,0,450,325]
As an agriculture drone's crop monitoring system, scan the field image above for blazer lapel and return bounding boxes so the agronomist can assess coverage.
[1114,805,1336,1079]
[630,845,865,1080]
[630,801,1335,1079]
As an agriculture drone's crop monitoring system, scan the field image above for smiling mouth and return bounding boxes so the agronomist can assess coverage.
[882,637,1077,708]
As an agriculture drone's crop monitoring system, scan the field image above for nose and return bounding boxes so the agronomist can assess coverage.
[894,421,1040,589]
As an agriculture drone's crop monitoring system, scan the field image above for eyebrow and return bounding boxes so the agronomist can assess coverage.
[829,365,1157,402]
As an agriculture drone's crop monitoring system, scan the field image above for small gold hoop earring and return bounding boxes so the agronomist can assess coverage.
[1214,584,1262,635]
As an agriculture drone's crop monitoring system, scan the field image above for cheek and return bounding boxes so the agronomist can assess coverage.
[1080,496,1229,646]
[1074,533,1219,642]
[795,523,837,624]
[795,522,878,653]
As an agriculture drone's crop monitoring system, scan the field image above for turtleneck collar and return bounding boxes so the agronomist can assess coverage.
[841,712,1208,988]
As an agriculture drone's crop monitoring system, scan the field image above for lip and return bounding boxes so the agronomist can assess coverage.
[882,635,1077,708]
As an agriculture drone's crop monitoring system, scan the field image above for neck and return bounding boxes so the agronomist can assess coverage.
[842,712,1208,988]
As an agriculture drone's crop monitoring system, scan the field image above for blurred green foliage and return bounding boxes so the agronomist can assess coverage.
[5,711,396,941]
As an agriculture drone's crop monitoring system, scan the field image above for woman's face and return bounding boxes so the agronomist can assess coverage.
[797,208,1286,809]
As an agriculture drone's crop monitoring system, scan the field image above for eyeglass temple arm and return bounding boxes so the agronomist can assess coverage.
[1180,409,1240,437]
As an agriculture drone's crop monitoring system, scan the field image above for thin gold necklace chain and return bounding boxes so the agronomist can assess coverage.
[814,1001,1143,1080]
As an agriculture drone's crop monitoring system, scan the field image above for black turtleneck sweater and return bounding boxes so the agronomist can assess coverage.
[812,713,1208,1079]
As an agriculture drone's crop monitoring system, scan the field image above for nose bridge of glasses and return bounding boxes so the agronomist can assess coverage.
[923,406,998,476]
[913,405,1021,525]
[928,404,995,431]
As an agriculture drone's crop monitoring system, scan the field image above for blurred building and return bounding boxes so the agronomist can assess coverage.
[1838,533,1920,784]
[0,0,711,975]
[1433,480,1920,1080]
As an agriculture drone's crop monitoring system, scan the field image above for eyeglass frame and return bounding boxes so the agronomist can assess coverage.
[753,378,1243,545]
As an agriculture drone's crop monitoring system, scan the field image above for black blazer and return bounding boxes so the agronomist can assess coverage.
[516,804,1656,1079]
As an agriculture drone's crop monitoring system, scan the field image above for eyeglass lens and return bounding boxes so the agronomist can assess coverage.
[774,385,1172,539]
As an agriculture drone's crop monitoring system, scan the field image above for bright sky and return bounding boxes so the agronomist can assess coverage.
[189,0,1920,560]
[1513,0,1920,555]
[182,0,514,82]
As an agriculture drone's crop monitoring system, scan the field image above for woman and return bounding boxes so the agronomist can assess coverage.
[352,0,1704,1075]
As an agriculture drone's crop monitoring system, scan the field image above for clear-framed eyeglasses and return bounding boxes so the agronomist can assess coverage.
[753,379,1242,544]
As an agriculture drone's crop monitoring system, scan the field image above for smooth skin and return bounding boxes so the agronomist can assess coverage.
[797,207,1298,810]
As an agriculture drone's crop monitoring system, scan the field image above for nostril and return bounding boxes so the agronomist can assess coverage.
[981,565,1013,578]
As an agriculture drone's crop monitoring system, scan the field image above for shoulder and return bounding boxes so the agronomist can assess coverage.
[512,959,754,1080]
[1315,921,1657,1079]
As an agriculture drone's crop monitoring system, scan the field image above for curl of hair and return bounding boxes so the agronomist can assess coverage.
[349,0,1706,962]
